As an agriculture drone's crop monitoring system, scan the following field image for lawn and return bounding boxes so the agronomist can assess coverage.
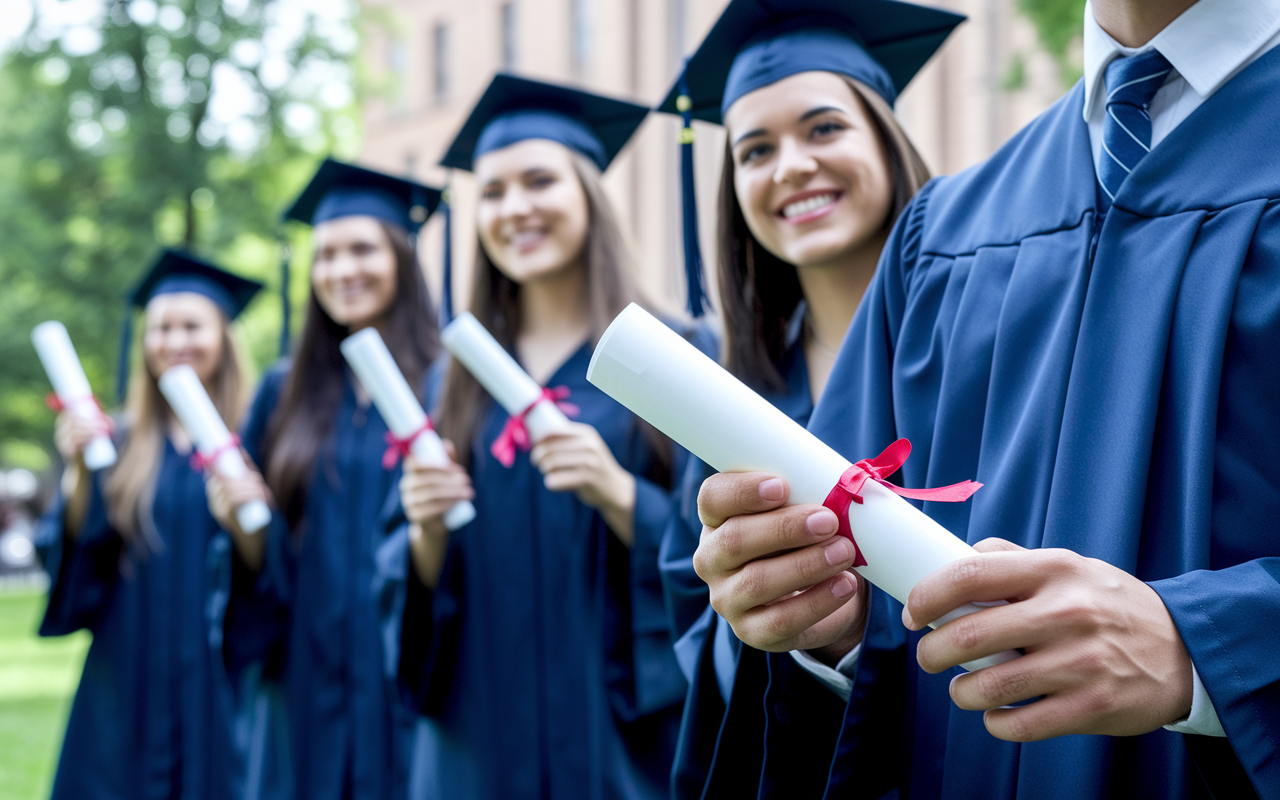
[0,589,86,800]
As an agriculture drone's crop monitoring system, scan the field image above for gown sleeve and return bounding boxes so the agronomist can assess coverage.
[35,469,123,637]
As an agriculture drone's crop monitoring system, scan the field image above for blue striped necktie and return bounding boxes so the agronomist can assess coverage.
[1098,49,1173,210]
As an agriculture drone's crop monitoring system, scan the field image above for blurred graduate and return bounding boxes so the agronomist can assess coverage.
[651,1,955,794]
[207,159,443,800]
[36,250,264,800]
[378,74,713,799]
[691,0,1280,797]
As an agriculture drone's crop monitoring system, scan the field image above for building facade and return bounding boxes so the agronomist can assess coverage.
[358,0,1069,314]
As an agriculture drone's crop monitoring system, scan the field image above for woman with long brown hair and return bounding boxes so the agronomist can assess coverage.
[654,2,960,796]
[208,159,443,800]
[36,250,264,800]
[380,74,711,799]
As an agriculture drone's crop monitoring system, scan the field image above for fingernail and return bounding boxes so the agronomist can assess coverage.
[759,478,785,501]
[901,606,917,631]
[807,510,837,536]
[831,573,855,598]
[824,537,853,565]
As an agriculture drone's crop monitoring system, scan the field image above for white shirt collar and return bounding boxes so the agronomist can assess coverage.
[1082,0,1280,121]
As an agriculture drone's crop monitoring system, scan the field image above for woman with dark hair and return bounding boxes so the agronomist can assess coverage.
[379,74,711,799]
[36,250,263,800]
[208,159,443,800]
[653,1,960,795]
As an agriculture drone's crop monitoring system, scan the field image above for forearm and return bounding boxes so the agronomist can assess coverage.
[597,472,636,547]
[60,463,92,538]
[227,519,265,572]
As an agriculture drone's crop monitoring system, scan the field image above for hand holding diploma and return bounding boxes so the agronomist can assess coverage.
[340,328,476,531]
[158,364,272,535]
[32,321,117,471]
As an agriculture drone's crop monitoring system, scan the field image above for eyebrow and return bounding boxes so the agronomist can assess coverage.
[731,105,849,147]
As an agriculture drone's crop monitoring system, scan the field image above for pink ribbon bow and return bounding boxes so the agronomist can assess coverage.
[490,386,580,468]
[383,418,436,470]
[46,392,112,434]
[821,438,982,568]
[190,435,242,474]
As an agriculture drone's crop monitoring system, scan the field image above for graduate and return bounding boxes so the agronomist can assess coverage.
[689,0,1280,796]
[208,158,443,800]
[377,73,712,799]
[35,250,264,800]
[652,2,957,794]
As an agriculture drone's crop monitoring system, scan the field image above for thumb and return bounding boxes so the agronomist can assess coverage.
[971,537,1026,554]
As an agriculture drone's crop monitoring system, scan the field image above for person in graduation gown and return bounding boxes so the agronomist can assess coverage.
[377,73,712,800]
[652,4,952,793]
[687,0,1280,797]
[35,250,265,800]
[208,159,444,800]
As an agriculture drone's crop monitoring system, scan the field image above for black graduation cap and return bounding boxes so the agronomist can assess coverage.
[282,157,443,233]
[117,249,264,400]
[438,73,650,173]
[658,0,965,124]
[656,0,964,317]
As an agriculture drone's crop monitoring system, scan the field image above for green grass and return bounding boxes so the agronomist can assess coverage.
[0,589,87,800]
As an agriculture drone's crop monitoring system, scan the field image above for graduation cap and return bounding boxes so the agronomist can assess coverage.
[278,158,445,351]
[657,0,965,316]
[439,73,650,173]
[117,249,265,401]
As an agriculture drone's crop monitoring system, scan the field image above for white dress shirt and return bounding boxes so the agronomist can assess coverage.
[792,0,1280,736]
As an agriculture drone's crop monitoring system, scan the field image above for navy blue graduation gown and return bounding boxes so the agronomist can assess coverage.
[379,335,709,799]
[660,338,813,800]
[36,438,244,800]
[237,364,414,800]
[703,47,1280,800]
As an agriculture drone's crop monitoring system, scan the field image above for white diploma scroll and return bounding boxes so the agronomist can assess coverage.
[31,321,118,471]
[157,364,272,535]
[441,312,572,442]
[340,329,476,531]
[588,304,1019,672]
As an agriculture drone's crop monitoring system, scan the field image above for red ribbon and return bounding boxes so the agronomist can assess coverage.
[190,435,242,474]
[46,392,112,433]
[821,439,982,568]
[490,386,580,468]
[383,417,436,470]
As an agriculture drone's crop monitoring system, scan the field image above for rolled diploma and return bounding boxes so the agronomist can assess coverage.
[31,321,118,471]
[157,365,271,535]
[340,329,476,530]
[441,312,571,442]
[587,304,1018,672]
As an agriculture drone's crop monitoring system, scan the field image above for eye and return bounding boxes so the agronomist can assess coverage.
[810,120,846,139]
[353,241,376,256]
[526,173,556,190]
[738,142,771,166]
[481,184,504,200]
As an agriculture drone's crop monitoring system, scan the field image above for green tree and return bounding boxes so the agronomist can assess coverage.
[0,0,360,472]
[1018,0,1088,85]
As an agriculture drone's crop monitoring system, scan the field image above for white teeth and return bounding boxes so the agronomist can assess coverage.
[511,230,545,246]
[783,193,836,219]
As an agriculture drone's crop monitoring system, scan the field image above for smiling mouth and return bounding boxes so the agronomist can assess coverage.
[781,192,839,219]
[509,230,546,249]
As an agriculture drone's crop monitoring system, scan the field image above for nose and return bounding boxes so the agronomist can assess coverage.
[498,184,533,220]
[772,136,818,187]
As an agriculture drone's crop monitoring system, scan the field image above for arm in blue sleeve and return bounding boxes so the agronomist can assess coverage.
[36,471,123,637]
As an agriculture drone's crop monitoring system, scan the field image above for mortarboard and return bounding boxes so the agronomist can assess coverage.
[117,249,264,400]
[439,73,649,173]
[657,0,965,316]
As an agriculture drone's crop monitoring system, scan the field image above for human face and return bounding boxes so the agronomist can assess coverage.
[474,139,590,285]
[310,215,398,330]
[143,292,225,385]
[724,71,894,270]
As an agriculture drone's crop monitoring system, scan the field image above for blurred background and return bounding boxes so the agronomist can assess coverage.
[0,0,1083,796]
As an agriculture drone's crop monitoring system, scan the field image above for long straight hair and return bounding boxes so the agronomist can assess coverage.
[261,219,442,529]
[435,152,673,481]
[104,313,248,544]
[717,78,931,391]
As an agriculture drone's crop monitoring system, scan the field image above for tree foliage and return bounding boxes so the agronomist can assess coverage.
[1018,0,1088,85]
[0,0,360,471]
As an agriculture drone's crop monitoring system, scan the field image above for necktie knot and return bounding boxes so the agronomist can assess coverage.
[1098,49,1172,210]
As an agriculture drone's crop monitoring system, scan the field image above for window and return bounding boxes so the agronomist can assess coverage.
[433,22,450,104]
[570,0,591,76]
[501,3,517,69]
